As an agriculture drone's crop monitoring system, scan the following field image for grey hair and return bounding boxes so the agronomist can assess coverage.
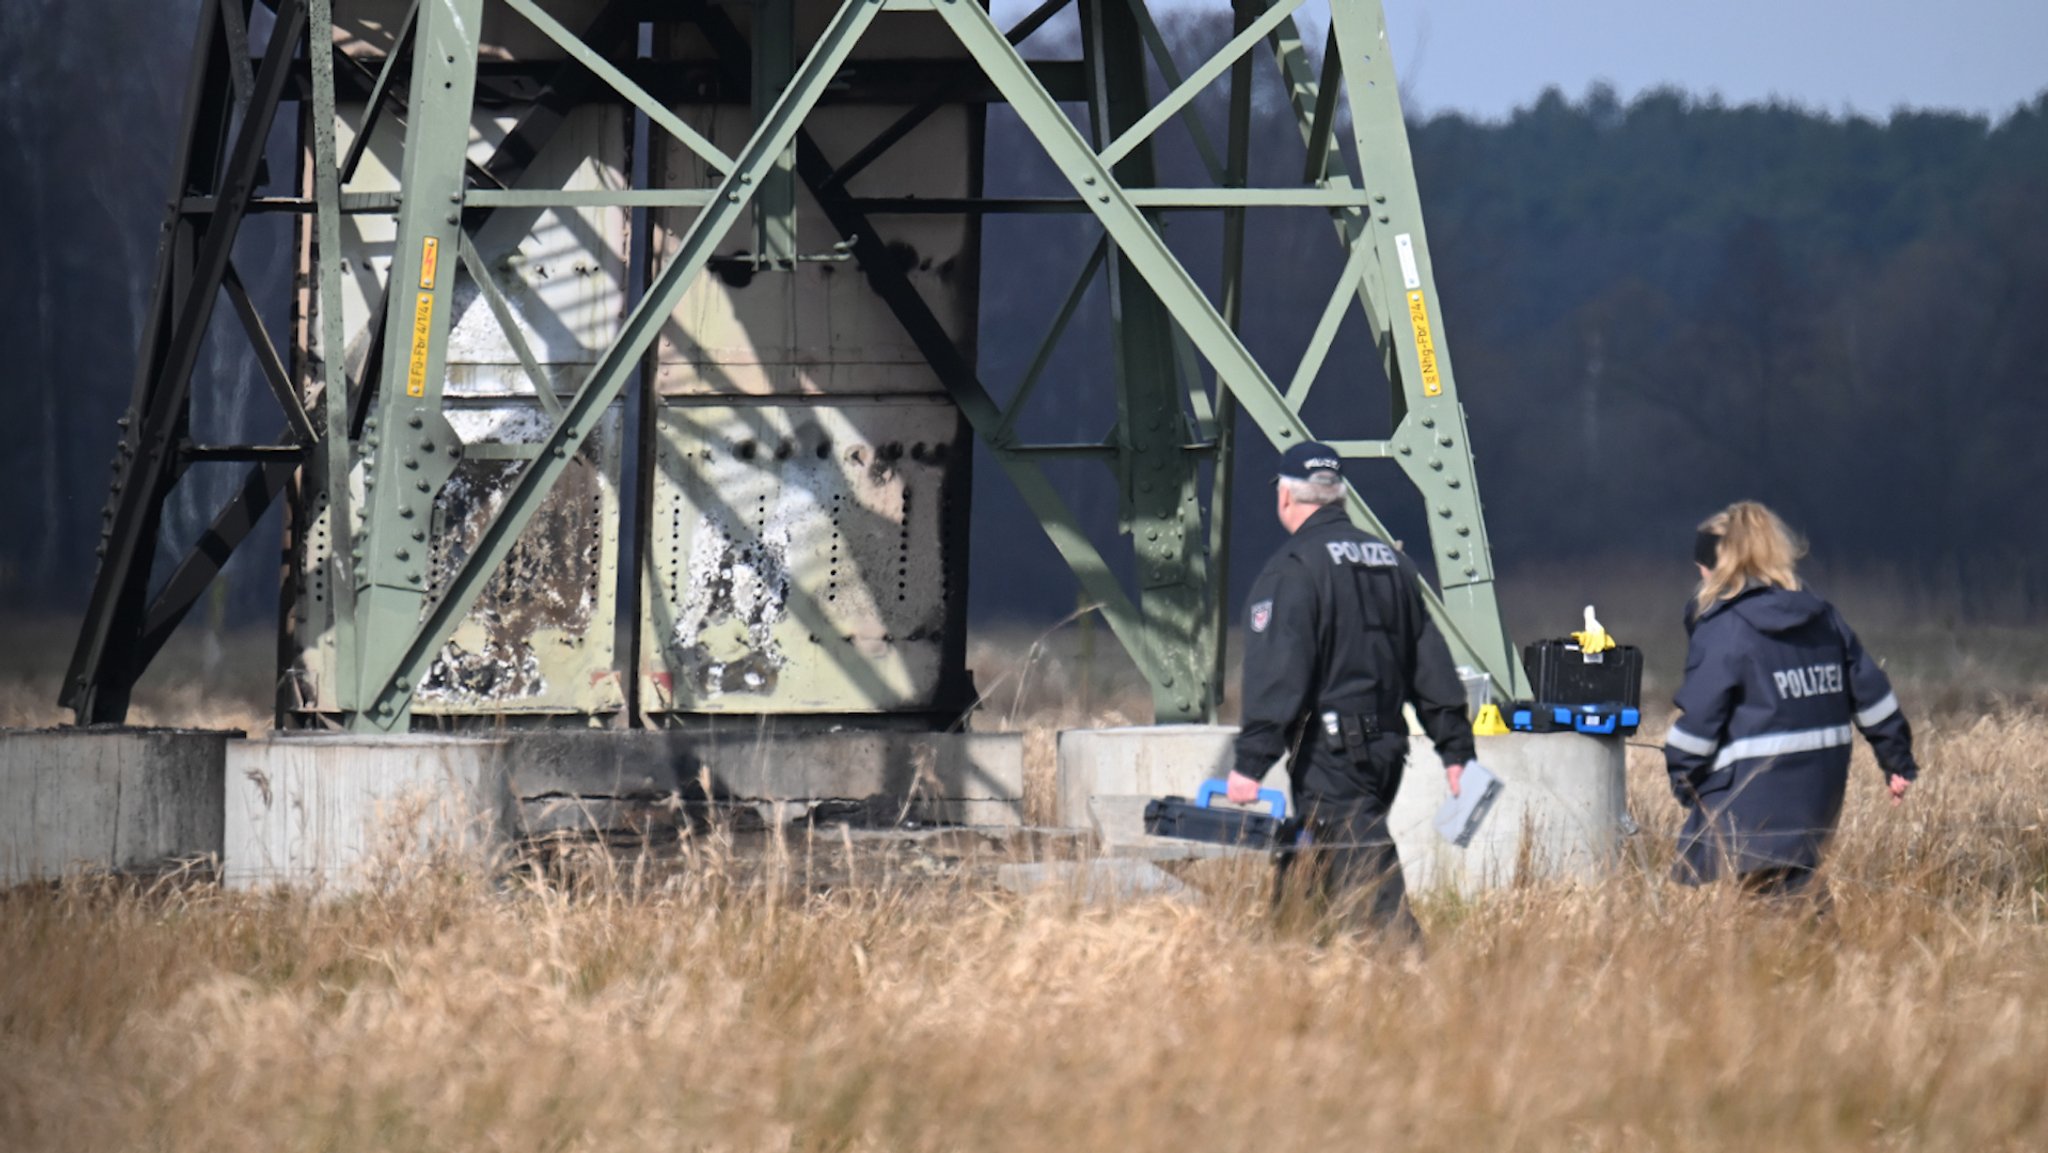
[1279,473,1345,506]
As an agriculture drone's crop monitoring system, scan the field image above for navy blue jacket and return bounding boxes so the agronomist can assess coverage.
[1663,584,1917,881]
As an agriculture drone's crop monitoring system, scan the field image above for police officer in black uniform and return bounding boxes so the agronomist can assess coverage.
[1225,443,1475,939]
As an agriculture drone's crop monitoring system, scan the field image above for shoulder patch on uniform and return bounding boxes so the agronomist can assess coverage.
[1250,599,1273,633]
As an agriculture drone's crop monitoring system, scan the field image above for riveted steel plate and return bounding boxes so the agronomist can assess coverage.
[647,10,977,398]
[640,399,967,714]
[288,403,625,717]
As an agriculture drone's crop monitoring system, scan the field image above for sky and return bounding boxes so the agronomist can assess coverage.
[996,0,2048,123]
[1373,0,2048,122]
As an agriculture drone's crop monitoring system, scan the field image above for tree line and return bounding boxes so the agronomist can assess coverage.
[2,2,2042,634]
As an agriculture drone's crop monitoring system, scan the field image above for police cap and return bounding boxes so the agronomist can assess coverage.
[1276,441,1344,483]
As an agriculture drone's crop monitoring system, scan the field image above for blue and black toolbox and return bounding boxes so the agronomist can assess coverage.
[1510,637,1645,736]
[1508,702,1641,735]
[1143,780,1288,849]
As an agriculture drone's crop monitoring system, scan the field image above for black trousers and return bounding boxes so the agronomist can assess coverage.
[1273,797,1421,944]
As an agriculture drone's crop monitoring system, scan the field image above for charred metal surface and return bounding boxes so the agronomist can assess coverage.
[283,28,632,724]
[287,403,624,718]
[641,401,967,714]
[416,418,609,706]
[423,404,623,712]
[633,2,978,720]
[276,0,978,727]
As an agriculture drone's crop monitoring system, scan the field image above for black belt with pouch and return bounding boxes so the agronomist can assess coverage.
[1320,708,1404,763]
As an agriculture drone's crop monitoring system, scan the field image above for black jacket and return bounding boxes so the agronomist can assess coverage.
[1233,505,1476,801]
[1664,583,1918,881]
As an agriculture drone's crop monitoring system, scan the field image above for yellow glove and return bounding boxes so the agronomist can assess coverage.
[1571,604,1616,654]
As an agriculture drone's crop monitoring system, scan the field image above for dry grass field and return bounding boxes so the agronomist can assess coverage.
[4,580,2047,1151]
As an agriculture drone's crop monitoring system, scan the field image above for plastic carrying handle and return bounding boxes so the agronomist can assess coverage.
[1197,778,1287,819]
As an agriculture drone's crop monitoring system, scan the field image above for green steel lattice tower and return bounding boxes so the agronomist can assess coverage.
[62,0,1527,733]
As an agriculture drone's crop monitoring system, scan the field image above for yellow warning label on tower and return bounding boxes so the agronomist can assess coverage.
[1406,289,1442,396]
[405,291,434,398]
[419,237,439,289]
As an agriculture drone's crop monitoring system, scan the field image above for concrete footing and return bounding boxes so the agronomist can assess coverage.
[223,736,512,891]
[504,729,1025,836]
[1056,724,1628,893]
[995,858,1189,902]
[0,721,1040,893]
[1055,724,1290,832]
[0,728,230,884]
[1388,731,1628,894]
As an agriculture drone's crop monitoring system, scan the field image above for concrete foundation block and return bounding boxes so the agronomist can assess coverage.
[0,728,230,884]
[1390,732,1628,895]
[1056,725,1628,894]
[913,797,1025,827]
[995,858,1189,902]
[223,736,512,890]
[1054,725,1290,830]
[503,729,1024,833]
[1086,794,1248,861]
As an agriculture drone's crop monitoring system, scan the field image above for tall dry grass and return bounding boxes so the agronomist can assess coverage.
[3,705,2047,1149]
[5,593,2048,1150]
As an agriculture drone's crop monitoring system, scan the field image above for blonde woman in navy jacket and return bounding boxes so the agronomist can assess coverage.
[1663,502,1919,895]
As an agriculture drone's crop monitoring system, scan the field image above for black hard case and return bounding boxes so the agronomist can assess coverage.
[1523,639,1644,709]
[1142,796,1282,849]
